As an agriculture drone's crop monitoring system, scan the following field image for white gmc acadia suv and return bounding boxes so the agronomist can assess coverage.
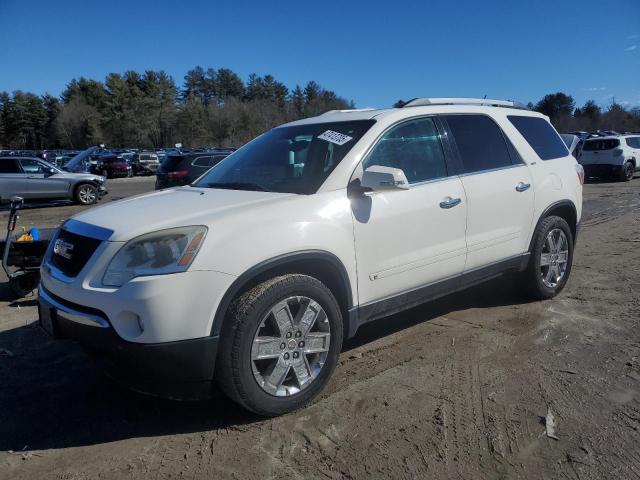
[38,98,583,415]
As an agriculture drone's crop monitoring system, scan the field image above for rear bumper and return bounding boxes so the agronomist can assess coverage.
[155,176,190,190]
[582,164,621,177]
[38,285,219,400]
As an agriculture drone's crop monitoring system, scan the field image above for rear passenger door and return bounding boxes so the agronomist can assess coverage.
[627,137,640,170]
[441,114,534,272]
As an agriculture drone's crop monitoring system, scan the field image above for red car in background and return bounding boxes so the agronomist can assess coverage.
[91,154,132,178]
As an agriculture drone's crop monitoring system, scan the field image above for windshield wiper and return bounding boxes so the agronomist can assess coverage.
[206,182,269,192]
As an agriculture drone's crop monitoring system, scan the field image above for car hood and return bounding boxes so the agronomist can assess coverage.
[69,186,294,242]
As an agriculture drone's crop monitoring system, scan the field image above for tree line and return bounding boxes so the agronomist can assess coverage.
[2,74,640,151]
[0,67,353,150]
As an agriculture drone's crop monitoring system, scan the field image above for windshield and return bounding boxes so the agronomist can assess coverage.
[583,139,619,151]
[194,120,375,194]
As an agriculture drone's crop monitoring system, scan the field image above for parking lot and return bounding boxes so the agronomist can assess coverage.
[0,176,639,479]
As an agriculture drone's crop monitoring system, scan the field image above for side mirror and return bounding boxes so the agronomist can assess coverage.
[45,167,56,177]
[361,166,410,191]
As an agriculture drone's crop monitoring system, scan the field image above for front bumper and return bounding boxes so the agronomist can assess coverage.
[38,285,219,400]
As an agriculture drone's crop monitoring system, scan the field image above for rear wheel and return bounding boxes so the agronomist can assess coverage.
[74,183,98,205]
[216,274,343,416]
[620,161,634,182]
[521,216,574,300]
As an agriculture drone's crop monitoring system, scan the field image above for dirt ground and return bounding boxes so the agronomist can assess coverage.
[1,176,639,479]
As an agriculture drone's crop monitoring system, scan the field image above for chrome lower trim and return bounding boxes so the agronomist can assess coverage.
[39,286,109,328]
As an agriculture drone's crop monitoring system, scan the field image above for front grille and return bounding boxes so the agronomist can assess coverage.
[50,229,102,277]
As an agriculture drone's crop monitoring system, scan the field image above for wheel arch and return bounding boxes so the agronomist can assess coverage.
[210,250,354,338]
[528,200,578,251]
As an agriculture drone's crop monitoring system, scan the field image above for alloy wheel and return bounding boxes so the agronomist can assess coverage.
[251,296,330,396]
[78,186,96,204]
[540,228,569,288]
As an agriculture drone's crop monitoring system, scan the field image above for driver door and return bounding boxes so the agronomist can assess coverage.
[351,117,467,308]
[19,159,69,199]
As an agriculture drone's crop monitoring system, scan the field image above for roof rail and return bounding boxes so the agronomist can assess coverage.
[401,97,529,110]
[321,108,377,115]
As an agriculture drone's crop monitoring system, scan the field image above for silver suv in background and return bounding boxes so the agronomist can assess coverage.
[0,157,107,205]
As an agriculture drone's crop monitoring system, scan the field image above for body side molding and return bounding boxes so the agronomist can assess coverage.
[347,253,529,338]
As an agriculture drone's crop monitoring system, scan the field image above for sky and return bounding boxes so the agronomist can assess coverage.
[1,0,639,110]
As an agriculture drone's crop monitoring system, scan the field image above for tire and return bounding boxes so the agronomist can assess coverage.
[74,183,98,205]
[521,216,574,300]
[620,161,634,182]
[9,273,39,298]
[216,274,343,416]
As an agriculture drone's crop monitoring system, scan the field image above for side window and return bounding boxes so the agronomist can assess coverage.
[627,137,640,148]
[192,156,213,167]
[363,117,447,184]
[0,159,20,173]
[443,115,513,174]
[507,115,569,160]
[19,159,46,174]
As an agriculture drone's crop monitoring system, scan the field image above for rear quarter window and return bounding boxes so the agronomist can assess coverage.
[0,159,20,173]
[507,115,569,160]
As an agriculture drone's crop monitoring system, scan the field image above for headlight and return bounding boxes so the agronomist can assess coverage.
[102,226,207,287]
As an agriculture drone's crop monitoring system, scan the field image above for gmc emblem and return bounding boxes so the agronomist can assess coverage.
[53,239,74,260]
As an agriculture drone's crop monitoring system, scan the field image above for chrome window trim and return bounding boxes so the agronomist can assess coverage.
[458,163,527,178]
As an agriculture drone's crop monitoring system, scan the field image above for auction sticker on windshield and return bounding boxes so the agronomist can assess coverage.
[318,130,353,146]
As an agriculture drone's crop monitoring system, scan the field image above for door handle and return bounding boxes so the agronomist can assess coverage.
[439,197,462,209]
[515,182,531,192]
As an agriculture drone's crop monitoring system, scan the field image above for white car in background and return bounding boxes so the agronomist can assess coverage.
[579,135,640,181]
[38,98,583,416]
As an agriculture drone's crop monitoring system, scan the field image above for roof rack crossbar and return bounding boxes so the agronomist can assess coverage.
[321,108,377,115]
[401,97,529,110]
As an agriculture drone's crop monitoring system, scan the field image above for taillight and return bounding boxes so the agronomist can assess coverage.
[167,170,189,179]
[576,164,585,185]
[612,148,623,156]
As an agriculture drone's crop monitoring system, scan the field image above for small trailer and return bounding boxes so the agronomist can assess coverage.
[1,197,56,297]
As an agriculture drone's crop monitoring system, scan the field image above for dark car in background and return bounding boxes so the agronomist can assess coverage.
[131,151,160,176]
[91,154,132,178]
[155,150,233,189]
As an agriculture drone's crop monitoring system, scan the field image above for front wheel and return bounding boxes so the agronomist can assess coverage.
[216,274,343,416]
[74,183,98,205]
[520,216,574,300]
